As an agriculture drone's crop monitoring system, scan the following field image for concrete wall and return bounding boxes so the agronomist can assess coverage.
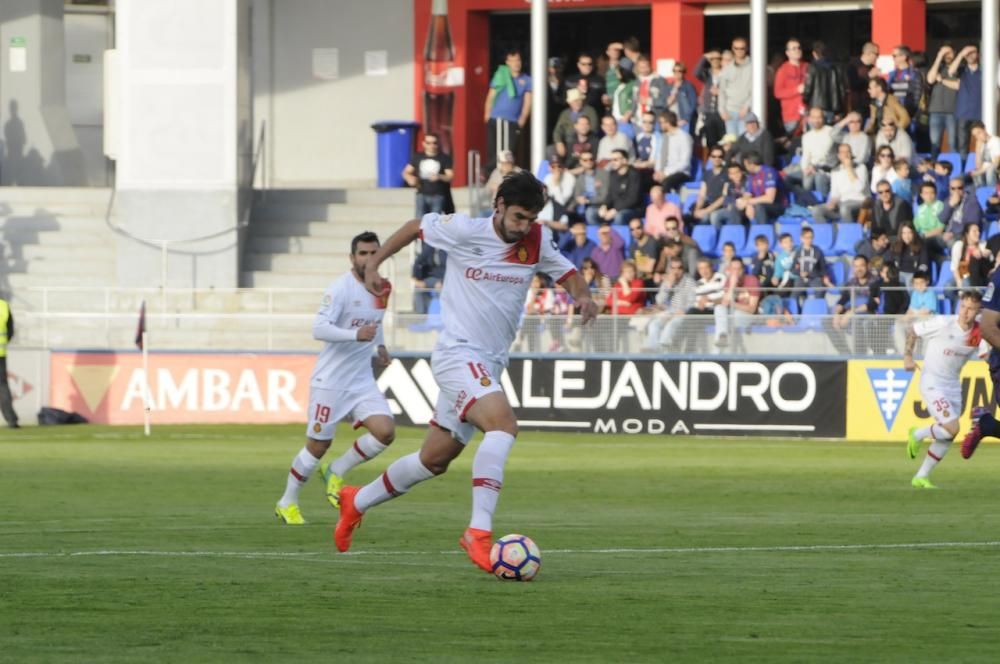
[251,0,415,187]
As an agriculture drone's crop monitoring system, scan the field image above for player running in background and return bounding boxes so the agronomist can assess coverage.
[335,172,599,572]
[963,271,1000,458]
[275,232,396,525]
[904,291,986,488]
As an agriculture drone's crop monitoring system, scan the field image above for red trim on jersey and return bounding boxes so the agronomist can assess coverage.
[928,450,943,461]
[352,419,363,430]
[382,472,401,497]
[504,222,542,265]
[472,477,502,492]
[353,440,370,461]
[556,268,578,285]
[289,468,306,482]
[967,322,982,347]
[374,279,392,310]
[418,229,424,241]
[460,396,478,422]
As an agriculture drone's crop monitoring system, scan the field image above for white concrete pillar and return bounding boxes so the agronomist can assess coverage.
[983,0,998,135]
[530,0,547,172]
[750,0,767,128]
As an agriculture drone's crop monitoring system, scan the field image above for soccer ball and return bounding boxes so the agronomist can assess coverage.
[490,534,541,581]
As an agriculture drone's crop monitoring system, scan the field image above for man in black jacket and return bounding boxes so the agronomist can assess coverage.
[803,41,847,124]
[872,182,914,238]
[598,149,642,225]
[411,243,447,314]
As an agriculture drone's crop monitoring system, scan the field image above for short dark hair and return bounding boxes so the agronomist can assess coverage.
[623,36,640,52]
[812,40,826,57]
[801,227,814,237]
[424,131,440,143]
[612,148,630,160]
[870,78,890,94]
[743,151,763,166]
[936,160,954,174]
[495,171,546,212]
[754,234,769,244]
[351,231,380,255]
[919,181,937,193]
[779,233,792,242]
[871,229,889,240]
[854,254,869,264]
[660,111,679,127]
[723,241,736,251]
[505,49,522,59]
[970,121,987,132]
[962,290,984,303]
[912,270,930,283]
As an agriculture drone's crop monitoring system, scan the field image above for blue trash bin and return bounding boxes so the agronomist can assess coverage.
[372,121,421,188]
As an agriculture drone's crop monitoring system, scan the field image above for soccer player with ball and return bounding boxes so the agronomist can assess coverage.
[275,232,397,525]
[904,290,987,488]
[335,172,599,573]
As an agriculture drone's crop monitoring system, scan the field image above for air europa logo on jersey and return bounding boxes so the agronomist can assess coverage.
[865,368,914,431]
[464,268,527,284]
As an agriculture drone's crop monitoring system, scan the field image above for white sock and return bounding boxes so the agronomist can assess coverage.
[278,447,321,507]
[355,452,435,513]
[469,431,516,532]
[916,439,952,479]
[914,425,933,441]
[329,433,388,478]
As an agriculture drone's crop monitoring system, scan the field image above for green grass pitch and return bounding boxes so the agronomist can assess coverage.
[2,424,999,662]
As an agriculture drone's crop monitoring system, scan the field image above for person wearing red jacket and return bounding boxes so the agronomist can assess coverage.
[606,260,647,352]
[773,38,808,136]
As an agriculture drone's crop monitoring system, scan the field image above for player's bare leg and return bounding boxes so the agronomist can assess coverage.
[276,437,332,524]
[335,424,462,552]
[460,392,519,572]
[912,419,958,488]
[321,415,395,508]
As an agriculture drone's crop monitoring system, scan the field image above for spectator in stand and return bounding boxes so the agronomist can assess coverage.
[740,151,786,224]
[684,257,727,351]
[591,223,626,279]
[855,228,892,273]
[940,178,983,243]
[552,89,599,163]
[520,274,549,353]
[812,143,868,223]
[546,57,566,137]
[773,38,808,135]
[714,256,761,348]
[653,111,693,193]
[907,271,938,317]
[871,180,913,238]
[658,216,702,276]
[951,222,992,288]
[643,257,697,351]
[559,219,596,270]
[925,45,960,160]
[970,121,1000,187]
[403,132,453,217]
[606,260,647,351]
[604,42,625,107]
[565,52,605,111]
[484,150,521,201]
[632,111,657,185]
[892,159,912,200]
[644,184,682,239]
[830,254,877,355]
[875,119,914,166]
[867,78,909,136]
[694,49,726,149]
[634,55,668,118]
[484,49,532,172]
[887,45,924,120]
[950,44,982,163]
[890,222,930,287]
[621,36,641,72]
[610,67,637,133]
[719,37,753,137]
[717,161,749,228]
[751,234,776,285]
[772,233,796,292]
[572,151,609,225]
[732,112,775,167]
[792,226,833,293]
[411,241,447,314]
[931,160,954,198]
[833,112,872,166]
[871,147,900,194]
[914,181,946,251]
[869,261,908,355]
[599,149,642,225]
[665,61,698,132]
[627,217,661,280]
[718,241,737,270]
[803,41,847,124]
[540,156,575,223]
[691,147,728,226]
[563,114,599,172]
[792,107,838,198]
[596,115,635,168]
[847,42,880,114]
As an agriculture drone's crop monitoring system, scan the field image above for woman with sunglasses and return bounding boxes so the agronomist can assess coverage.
[870,147,900,194]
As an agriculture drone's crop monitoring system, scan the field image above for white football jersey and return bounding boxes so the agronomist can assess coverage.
[914,316,987,387]
[419,212,576,360]
[310,272,388,390]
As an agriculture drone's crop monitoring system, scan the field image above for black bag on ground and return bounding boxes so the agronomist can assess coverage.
[37,407,88,425]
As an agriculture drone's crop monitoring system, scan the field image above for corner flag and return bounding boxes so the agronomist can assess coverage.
[135,300,146,350]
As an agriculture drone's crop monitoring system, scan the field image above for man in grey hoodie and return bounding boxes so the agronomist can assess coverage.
[718,37,753,137]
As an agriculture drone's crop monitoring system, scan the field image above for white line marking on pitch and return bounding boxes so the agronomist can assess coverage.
[2,541,999,560]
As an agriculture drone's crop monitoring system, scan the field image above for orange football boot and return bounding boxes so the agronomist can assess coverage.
[334,486,363,552]
[459,527,493,572]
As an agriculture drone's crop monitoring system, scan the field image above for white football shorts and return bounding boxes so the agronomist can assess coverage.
[920,382,962,426]
[306,385,391,441]
[430,344,505,444]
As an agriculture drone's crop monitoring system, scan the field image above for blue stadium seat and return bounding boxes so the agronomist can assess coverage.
[939,297,952,315]
[739,224,776,256]
[830,223,863,256]
[938,152,962,176]
[978,186,995,212]
[409,295,444,333]
[682,192,699,214]
[934,260,952,288]
[612,225,631,249]
[987,220,1000,240]
[793,297,829,332]
[810,224,834,253]
[965,152,978,174]
[715,224,746,257]
[812,190,827,204]
[691,225,718,256]
[586,226,599,245]
[666,192,681,207]
[829,260,847,286]
[777,222,802,246]
[536,159,550,181]
[784,297,799,315]
[617,121,636,140]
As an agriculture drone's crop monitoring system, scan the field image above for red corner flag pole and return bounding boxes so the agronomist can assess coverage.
[135,300,151,436]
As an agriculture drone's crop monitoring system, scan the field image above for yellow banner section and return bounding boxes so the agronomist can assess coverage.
[846,360,994,441]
